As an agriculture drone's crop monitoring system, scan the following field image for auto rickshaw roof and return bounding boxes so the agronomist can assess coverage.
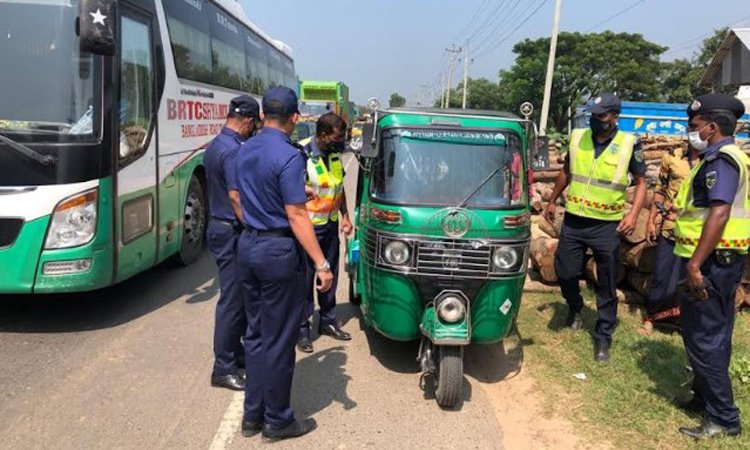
[376,108,528,132]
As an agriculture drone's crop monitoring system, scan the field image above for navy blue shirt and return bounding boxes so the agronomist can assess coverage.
[564,128,647,177]
[204,127,244,221]
[235,127,307,230]
[692,137,741,208]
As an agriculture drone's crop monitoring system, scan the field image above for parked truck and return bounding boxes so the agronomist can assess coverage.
[298,80,351,124]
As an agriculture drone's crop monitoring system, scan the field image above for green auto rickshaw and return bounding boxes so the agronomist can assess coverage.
[346,101,549,407]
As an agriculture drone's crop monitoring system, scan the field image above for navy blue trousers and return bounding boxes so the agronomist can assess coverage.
[555,214,620,346]
[238,231,306,428]
[680,254,745,428]
[300,221,340,337]
[207,219,246,376]
[645,236,682,321]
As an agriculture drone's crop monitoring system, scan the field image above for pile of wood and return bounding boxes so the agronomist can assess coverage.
[528,134,750,311]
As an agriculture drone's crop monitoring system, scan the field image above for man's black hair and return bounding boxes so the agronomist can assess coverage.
[699,111,738,136]
[316,112,347,137]
[263,100,294,125]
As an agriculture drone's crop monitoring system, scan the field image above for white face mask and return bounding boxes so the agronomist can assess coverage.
[688,124,712,153]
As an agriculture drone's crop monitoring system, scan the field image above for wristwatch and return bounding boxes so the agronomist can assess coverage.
[315,260,331,273]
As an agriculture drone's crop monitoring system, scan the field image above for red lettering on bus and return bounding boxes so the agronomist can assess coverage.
[167,99,177,120]
[177,100,187,120]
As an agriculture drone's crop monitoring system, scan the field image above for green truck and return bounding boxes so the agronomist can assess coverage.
[298,80,351,124]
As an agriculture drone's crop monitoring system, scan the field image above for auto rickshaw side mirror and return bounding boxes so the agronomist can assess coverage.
[77,0,116,56]
[532,136,550,171]
[359,122,379,158]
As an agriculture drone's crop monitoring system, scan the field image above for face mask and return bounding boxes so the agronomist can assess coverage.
[329,142,345,153]
[688,124,715,153]
[589,117,612,135]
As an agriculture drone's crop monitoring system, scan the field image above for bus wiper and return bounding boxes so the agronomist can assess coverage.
[0,132,57,167]
[456,165,503,209]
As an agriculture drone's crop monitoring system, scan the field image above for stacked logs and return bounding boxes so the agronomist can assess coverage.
[528,135,750,310]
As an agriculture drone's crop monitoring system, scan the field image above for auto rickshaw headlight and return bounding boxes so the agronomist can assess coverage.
[492,246,519,271]
[437,296,466,323]
[383,240,411,266]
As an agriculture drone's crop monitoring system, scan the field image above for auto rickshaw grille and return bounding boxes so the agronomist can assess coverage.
[364,227,527,280]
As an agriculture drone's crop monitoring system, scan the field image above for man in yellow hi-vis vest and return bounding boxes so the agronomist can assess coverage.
[297,113,354,353]
[670,94,749,440]
[545,93,648,362]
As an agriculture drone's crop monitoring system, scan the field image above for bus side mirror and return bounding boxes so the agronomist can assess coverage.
[77,0,116,56]
[359,123,379,158]
[532,136,550,171]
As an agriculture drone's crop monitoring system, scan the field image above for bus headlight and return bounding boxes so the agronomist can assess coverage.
[383,240,411,266]
[437,295,466,323]
[492,246,519,271]
[45,189,98,249]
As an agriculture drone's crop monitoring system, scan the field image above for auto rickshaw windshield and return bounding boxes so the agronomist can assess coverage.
[370,128,525,208]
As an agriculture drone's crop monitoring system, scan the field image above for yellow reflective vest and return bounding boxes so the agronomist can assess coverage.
[566,128,637,221]
[305,146,345,226]
[673,144,750,258]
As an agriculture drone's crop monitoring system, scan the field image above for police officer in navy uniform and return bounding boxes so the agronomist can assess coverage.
[297,113,353,354]
[672,94,749,439]
[235,87,333,441]
[545,93,648,362]
[204,95,260,391]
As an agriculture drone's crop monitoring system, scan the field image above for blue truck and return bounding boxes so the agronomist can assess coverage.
[575,100,750,138]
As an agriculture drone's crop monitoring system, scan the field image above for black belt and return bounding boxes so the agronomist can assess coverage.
[244,226,294,238]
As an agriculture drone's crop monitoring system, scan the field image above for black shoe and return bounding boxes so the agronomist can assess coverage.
[676,397,705,415]
[241,420,263,437]
[262,418,317,441]
[210,373,245,391]
[679,418,741,439]
[594,343,610,362]
[297,337,314,353]
[566,310,583,331]
[319,323,352,341]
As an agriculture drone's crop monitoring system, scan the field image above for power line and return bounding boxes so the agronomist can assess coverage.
[473,0,549,61]
[584,0,647,33]
[470,0,526,57]
[452,0,492,43]
[465,0,512,43]
[662,13,750,58]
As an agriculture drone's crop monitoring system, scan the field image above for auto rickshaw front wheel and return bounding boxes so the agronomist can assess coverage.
[348,274,362,305]
[434,345,463,407]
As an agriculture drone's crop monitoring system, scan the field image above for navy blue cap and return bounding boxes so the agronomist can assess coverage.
[262,87,300,116]
[229,95,260,117]
[590,93,622,115]
[687,93,745,119]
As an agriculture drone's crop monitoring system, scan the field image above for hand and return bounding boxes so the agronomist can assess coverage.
[646,220,658,244]
[685,264,708,301]
[316,270,334,292]
[617,213,636,236]
[340,216,353,237]
[305,186,318,201]
[543,201,557,223]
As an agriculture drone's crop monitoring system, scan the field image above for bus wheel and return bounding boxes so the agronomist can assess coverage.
[174,176,206,266]
[434,345,463,408]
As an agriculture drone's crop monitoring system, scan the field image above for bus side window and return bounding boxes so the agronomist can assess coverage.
[118,15,154,167]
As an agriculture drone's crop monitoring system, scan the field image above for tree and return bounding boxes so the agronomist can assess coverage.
[495,31,666,132]
[389,92,406,108]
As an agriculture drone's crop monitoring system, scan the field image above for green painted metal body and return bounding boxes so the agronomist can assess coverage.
[348,110,531,345]
[0,152,205,294]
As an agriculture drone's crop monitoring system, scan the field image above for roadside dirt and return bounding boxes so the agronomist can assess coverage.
[465,333,610,450]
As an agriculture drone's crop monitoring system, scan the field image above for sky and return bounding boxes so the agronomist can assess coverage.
[240,0,750,106]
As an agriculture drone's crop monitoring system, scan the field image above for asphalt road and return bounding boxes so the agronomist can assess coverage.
[0,155,513,449]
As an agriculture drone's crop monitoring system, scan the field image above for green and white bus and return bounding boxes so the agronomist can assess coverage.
[0,0,296,294]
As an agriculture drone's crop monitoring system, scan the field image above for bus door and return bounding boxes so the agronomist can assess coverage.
[114,4,159,282]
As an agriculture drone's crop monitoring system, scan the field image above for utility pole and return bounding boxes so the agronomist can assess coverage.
[445,44,462,109]
[540,0,563,135]
[462,41,469,109]
[440,73,447,108]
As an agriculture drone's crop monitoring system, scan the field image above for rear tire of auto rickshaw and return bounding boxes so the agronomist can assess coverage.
[434,345,463,408]
[348,274,362,305]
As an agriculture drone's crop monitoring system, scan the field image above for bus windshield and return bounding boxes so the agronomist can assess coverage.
[371,128,525,208]
[0,1,98,140]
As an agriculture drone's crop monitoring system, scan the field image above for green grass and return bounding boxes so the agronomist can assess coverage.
[516,291,750,450]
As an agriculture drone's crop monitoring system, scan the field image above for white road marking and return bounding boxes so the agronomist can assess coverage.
[208,391,244,450]
[344,154,356,173]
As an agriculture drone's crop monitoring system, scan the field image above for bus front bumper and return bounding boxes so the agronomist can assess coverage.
[0,215,113,294]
